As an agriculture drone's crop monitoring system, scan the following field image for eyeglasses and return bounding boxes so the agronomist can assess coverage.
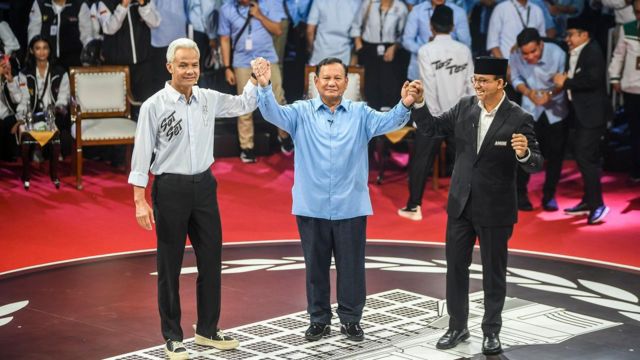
[470,77,496,86]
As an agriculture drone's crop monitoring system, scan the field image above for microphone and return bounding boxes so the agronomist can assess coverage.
[328,118,333,125]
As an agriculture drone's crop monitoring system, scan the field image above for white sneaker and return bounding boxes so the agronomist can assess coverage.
[164,340,189,360]
[194,329,239,350]
[397,206,422,221]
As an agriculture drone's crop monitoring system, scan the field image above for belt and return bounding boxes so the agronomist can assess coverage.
[156,170,211,183]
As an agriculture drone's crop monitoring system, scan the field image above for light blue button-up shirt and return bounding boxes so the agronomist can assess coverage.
[150,0,187,47]
[218,0,285,68]
[307,0,362,65]
[510,41,568,124]
[402,1,471,80]
[286,0,313,26]
[256,84,411,220]
[128,81,257,188]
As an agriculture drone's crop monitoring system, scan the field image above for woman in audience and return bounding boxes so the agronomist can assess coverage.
[17,35,71,188]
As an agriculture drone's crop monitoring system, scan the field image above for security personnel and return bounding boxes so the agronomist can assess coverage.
[128,38,258,360]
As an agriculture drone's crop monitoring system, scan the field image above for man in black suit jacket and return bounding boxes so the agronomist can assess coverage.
[411,57,543,355]
[553,18,610,225]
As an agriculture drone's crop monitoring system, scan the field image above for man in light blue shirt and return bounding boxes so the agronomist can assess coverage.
[510,28,568,211]
[252,56,423,342]
[306,0,361,65]
[402,0,471,80]
[187,0,223,88]
[218,0,289,163]
[129,38,257,358]
[286,0,313,26]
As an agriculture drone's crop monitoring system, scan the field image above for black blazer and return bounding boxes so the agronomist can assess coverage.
[564,40,610,129]
[412,95,543,226]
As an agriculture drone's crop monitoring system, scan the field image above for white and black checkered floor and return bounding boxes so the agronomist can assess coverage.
[107,289,619,360]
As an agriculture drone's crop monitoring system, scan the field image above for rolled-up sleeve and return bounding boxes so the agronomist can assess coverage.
[128,101,157,188]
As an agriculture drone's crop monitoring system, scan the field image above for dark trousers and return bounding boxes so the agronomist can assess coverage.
[358,42,402,110]
[296,215,367,324]
[130,59,156,103]
[0,115,18,161]
[517,113,568,201]
[152,170,222,341]
[445,197,513,334]
[624,92,640,178]
[406,132,453,208]
[574,124,606,210]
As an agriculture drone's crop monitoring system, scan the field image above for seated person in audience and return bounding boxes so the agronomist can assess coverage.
[18,36,72,158]
[0,56,23,162]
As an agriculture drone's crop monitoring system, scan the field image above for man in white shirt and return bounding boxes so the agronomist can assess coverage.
[398,5,474,221]
[486,0,546,59]
[129,38,258,360]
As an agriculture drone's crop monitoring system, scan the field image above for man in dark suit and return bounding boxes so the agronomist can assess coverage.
[553,18,610,225]
[411,57,543,356]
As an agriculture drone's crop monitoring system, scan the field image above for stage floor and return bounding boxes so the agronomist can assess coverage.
[1,241,638,360]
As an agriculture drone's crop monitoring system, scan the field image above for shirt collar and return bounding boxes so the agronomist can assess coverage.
[164,82,199,104]
[311,96,350,112]
[570,40,589,57]
[478,90,507,116]
[433,34,453,42]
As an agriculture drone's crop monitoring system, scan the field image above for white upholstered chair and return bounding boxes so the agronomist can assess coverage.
[69,65,138,190]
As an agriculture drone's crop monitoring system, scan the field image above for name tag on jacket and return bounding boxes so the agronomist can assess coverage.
[494,140,508,146]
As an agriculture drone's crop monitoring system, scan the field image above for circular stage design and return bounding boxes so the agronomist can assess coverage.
[0,241,638,359]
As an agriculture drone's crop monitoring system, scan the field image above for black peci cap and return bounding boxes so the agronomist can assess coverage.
[431,5,453,27]
[474,56,508,76]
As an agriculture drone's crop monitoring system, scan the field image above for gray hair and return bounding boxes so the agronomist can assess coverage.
[166,38,200,63]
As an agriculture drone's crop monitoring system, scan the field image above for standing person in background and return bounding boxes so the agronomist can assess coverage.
[129,38,258,360]
[609,0,640,184]
[149,0,187,93]
[510,28,569,211]
[402,0,470,81]
[553,17,610,224]
[351,0,409,111]
[469,0,497,57]
[0,21,21,57]
[28,0,94,69]
[306,0,362,66]
[96,0,160,102]
[486,0,546,60]
[254,56,422,343]
[218,0,292,162]
[411,56,542,355]
[398,5,474,221]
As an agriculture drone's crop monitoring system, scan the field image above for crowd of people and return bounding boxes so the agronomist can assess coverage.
[1,1,637,358]
[0,0,637,215]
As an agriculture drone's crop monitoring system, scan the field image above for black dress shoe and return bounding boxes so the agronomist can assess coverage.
[305,322,330,341]
[482,333,502,355]
[436,328,469,349]
[564,202,590,215]
[340,322,364,341]
[542,197,558,211]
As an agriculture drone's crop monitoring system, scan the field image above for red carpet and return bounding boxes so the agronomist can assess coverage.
[0,154,639,274]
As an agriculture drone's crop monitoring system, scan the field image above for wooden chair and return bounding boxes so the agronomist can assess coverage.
[69,65,138,190]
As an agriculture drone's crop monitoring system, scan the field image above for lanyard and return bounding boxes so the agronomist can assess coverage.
[511,0,530,29]
[235,3,253,36]
[378,1,394,42]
